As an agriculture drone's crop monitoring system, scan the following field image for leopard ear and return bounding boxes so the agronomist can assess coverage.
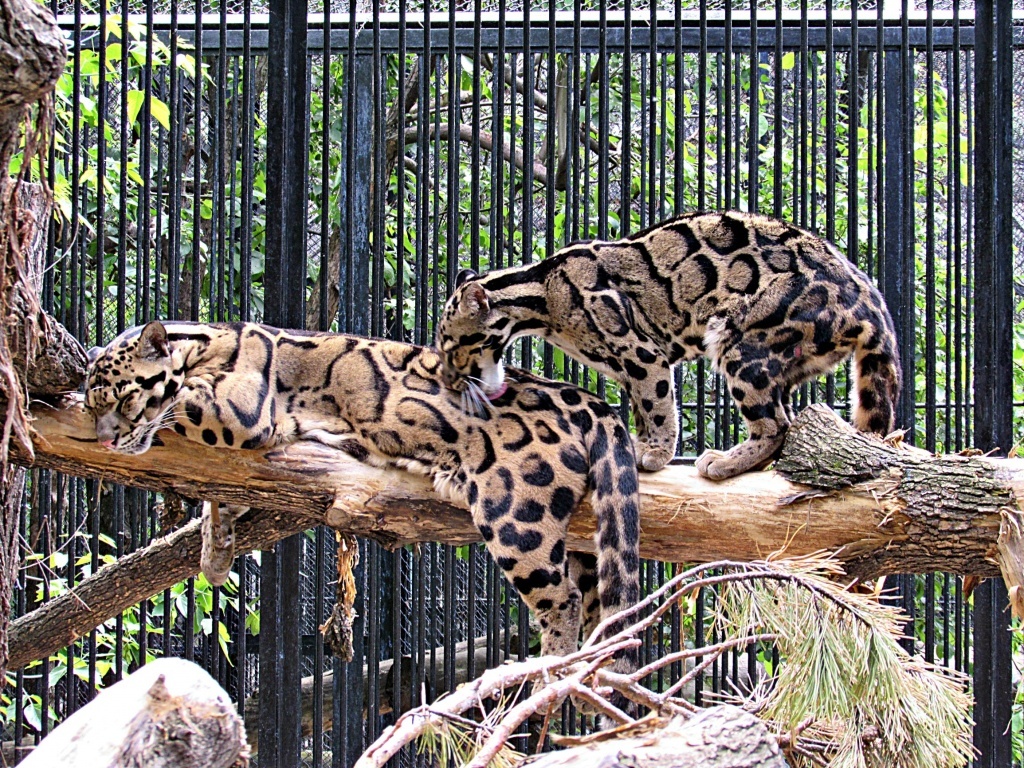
[459,283,489,318]
[86,346,104,365]
[455,268,477,288]
[137,321,170,361]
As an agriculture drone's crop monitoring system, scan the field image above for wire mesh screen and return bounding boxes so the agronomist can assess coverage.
[4,0,1023,765]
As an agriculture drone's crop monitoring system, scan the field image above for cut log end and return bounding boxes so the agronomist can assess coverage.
[19,658,249,768]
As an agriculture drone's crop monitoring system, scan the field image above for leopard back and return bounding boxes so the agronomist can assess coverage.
[436,211,900,479]
[86,321,641,676]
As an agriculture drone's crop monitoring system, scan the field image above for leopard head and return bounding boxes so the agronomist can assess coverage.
[435,269,510,398]
[84,321,186,455]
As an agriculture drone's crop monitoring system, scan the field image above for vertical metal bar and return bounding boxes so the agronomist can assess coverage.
[446,0,459,294]
[393,0,408,343]
[259,0,308,762]
[597,0,609,240]
[881,0,915,438]
[215,0,228,321]
[620,0,631,237]
[748,0,758,211]
[191,3,203,322]
[371,0,384,338]
[240,0,253,322]
[723,0,732,209]
[95,0,107,344]
[924,0,936,454]
[115,0,129,334]
[972,0,1014,762]
[140,0,155,322]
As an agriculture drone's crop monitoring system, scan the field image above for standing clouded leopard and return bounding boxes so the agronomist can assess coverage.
[436,211,900,478]
[85,320,640,675]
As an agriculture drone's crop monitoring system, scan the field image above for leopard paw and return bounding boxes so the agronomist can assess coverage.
[695,449,743,481]
[633,438,673,472]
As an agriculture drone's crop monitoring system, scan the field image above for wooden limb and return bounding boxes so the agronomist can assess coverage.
[19,657,249,768]
[0,464,24,682]
[403,124,551,187]
[6,399,1024,673]
[530,707,788,768]
[12,397,1024,579]
[5,507,316,673]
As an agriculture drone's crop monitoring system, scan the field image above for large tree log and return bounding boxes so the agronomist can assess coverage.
[19,657,248,768]
[5,398,1024,673]
[529,707,788,768]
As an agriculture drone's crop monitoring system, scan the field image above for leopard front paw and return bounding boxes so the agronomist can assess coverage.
[633,437,673,472]
[695,449,743,481]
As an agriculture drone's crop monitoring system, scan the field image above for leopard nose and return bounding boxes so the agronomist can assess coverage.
[100,439,116,449]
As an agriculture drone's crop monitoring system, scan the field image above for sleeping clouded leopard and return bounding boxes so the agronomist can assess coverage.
[85,320,640,677]
[436,211,901,478]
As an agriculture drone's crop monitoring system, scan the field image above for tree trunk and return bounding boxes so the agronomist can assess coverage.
[19,657,249,768]
[0,0,72,689]
[5,400,1024,673]
[527,707,788,768]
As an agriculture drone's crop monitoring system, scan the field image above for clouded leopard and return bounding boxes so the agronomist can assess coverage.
[85,320,640,676]
[436,211,900,478]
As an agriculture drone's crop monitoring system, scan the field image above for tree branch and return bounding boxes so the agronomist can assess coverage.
[5,399,1024,673]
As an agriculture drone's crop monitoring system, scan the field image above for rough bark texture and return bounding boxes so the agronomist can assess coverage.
[524,707,787,768]
[6,399,1024,674]
[0,464,24,683]
[775,404,1023,579]
[0,0,70,689]
[10,396,1024,574]
[19,657,248,768]
[3,184,87,396]
[0,0,66,171]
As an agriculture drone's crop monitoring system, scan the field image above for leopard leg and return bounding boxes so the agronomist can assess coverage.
[697,341,791,480]
[629,361,678,472]
[471,483,583,658]
[200,502,247,586]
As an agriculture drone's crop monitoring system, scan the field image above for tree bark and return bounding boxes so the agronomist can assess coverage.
[19,657,249,768]
[5,400,1024,673]
[0,0,72,690]
[527,707,788,768]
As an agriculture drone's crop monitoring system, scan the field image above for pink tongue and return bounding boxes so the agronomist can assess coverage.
[486,382,508,401]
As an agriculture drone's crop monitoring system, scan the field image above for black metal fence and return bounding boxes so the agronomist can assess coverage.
[3,0,1022,765]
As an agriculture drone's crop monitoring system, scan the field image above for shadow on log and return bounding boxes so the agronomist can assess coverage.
[5,397,1024,673]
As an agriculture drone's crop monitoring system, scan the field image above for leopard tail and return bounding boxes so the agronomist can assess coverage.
[587,419,642,678]
[851,315,901,436]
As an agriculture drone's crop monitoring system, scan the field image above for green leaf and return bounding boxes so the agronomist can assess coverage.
[149,96,170,130]
[782,51,795,71]
[126,90,145,126]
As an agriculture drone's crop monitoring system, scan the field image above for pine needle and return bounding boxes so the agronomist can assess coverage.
[717,557,974,768]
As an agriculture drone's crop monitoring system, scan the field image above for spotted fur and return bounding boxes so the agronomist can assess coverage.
[85,321,641,677]
[436,211,901,478]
